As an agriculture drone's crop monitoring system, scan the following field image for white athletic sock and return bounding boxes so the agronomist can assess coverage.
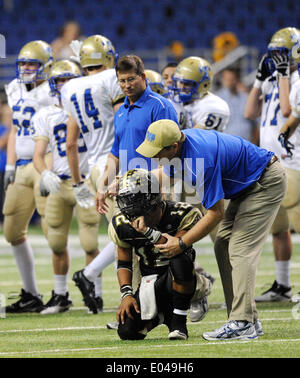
[94,277,102,298]
[12,240,39,297]
[54,274,68,296]
[84,241,115,281]
[276,260,290,287]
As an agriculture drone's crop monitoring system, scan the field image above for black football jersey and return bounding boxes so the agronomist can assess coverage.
[111,201,201,276]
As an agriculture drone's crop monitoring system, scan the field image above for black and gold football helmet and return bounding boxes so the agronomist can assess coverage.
[116,169,162,221]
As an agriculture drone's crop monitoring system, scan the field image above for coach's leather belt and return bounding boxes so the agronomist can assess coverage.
[266,155,278,167]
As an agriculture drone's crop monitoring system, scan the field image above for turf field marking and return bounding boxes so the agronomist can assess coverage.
[0,317,297,334]
[0,338,300,356]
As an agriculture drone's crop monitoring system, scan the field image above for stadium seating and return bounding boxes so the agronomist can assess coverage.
[0,0,299,55]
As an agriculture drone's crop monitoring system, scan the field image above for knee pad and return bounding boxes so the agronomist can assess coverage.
[3,184,35,243]
[45,194,66,228]
[78,222,99,253]
[271,205,289,234]
[282,170,300,209]
[76,204,100,226]
[47,230,68,253]
[169,252,195,283]
[288,205,300,233]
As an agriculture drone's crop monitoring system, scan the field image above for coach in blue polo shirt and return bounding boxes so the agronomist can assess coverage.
[136,119,287,341]
[96,55,177,214]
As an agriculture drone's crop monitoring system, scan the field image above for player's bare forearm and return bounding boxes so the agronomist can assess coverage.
[244,87,262,120]
[180,200,224,247]
[278,77,291,117]
[280,114,300,137]
[66,116,82,184]
[33,140,48,174]
[6,126,17,165]
[97,153,120,194]
[117,247,133,287]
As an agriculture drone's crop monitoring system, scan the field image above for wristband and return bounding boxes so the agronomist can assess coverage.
[178,237,188,251]
[253,79,262,89]
[120,284,133,300]
[143,227,162,244]
[72,181,84,188]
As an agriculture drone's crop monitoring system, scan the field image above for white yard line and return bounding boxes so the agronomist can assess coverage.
[0,338,299,356]
[0,317,298,334]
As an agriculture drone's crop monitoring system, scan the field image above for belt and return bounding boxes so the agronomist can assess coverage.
[58,174,86,180]
[231,155,278,200]
[16,159,32,166]
[266,155,278,167]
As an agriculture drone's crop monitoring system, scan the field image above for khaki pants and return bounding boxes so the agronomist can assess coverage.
[214,161,287,323]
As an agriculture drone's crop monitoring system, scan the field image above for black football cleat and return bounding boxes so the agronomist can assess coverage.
[5,289,44,313]
[72,270,99,314]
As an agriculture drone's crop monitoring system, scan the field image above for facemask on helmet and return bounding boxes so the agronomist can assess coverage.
[145,69,167,96]
[16,40,54,84]
[170,56,212,104]
[116,169,162,222]
[266,27,300,76]
[48,60,82,99]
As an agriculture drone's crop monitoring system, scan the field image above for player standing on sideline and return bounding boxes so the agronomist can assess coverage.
[137,119,287,340]
[245,27,300,302]
[110,169,211,341]
[172,56,230,133]
[145,69,192,131]
[61,35,125,313]
[278,67,300,304]
[3,41,56,313]
[33,60,101,314]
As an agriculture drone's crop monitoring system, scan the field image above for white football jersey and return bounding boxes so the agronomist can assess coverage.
[166,97,192,130]
[280,75,300,171]
[5,79,57,160]
[33,105,89,177]
[61,69,124,171]
[183,92,230,131]
[260,70,300,165]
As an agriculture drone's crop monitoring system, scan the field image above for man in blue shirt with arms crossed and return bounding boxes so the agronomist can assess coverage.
[136,119,287,341]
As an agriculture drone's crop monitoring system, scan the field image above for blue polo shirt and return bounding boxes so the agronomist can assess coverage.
[111,85,178,174]
[163,128,274,209]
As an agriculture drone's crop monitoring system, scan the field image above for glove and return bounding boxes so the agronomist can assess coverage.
[40,169,61,197]
[69,40,83,63]
[272,50,290,78]
[73,182,95,209]
[4,165,16,190]
[256,53,271,82]
[278,127,295,158]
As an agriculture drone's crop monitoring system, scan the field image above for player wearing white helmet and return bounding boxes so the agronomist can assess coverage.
[60,35,124,313]
[33,60,103,314]
[245,27,300,302]
[3,40,56,313]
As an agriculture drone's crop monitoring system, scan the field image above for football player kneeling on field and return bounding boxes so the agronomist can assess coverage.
[109,168,212,340]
